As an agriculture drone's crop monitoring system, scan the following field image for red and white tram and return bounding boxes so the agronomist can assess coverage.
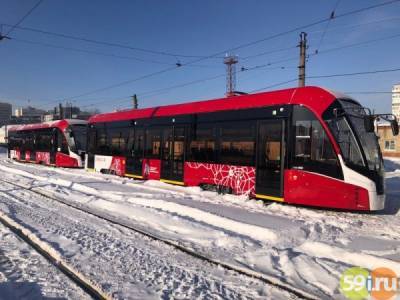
[86,86,397,211]
[8,119,87,168]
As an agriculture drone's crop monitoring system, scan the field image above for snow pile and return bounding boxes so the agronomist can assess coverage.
[297,242,400,274]
[119,197,277,242]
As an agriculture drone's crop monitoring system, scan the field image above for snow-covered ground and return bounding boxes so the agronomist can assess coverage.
[0,150,293,299]
[0,221,90,299]
[0,149,399,298]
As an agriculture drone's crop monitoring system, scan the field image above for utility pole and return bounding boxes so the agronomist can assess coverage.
[298,32,307,87]
[131,94,138,109]
[224,54,238,97]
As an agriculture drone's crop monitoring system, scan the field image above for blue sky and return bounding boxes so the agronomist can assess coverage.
[0,0,400,114]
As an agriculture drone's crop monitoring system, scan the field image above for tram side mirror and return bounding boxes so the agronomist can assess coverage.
[391,119,399,136]
[364,115,375,133]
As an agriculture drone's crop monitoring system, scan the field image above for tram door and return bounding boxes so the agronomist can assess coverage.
[255,119,285,200]
[126,127,144,177]
[161,126,186,184]
[50,129,57,165]
[29,131,36,162]
[20,131,26,161]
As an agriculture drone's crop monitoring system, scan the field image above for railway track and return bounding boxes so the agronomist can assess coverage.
[0,203,111,300]
[0,177,319,300]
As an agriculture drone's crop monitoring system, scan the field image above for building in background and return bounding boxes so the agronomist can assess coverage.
[43,105,94,121]
[0,102,96,125]
[392,84,400,120]
[15,106,46,118]
[10,115,42,124]
[376,84,400,157]
[11,106,46,124]
[0,102,12,126]
[0,125,7,145]
[377,123,400,157]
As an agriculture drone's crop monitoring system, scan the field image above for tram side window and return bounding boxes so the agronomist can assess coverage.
[121,127,130,155]
[36,130,53,151]
[56,129,69,154]
[7,133,15,148]
[145,128,161,158]
[8,132,21,149]
[19,132,27,150]
[174,127,185,161]
[219,122,255,166]
[16,132,23,149]
[24,131,34,150]
[292,105,341,179]
[133,128,144,158]
[126,129,134,153]
[189,124,216,162]
[88,126,97,153]
[70,125,87,152]
[108,127,129,156]
[96,127,109,155]
[326,117,364,167]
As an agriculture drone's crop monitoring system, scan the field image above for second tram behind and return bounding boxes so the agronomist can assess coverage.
[8,119,87,168]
